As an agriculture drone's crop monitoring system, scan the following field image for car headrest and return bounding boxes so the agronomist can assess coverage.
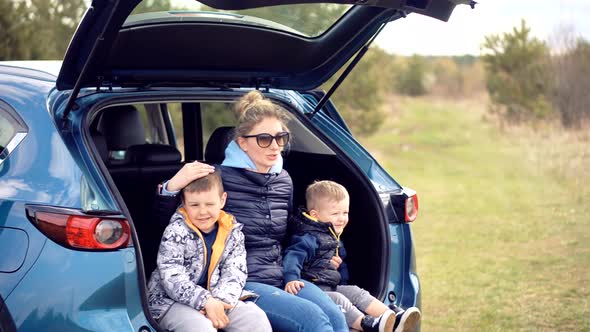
[91,130,108,163]
[127,144,182,165]
[205,126,235,165]
[100,105,146,150]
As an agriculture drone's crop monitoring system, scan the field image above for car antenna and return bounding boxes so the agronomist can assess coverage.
[308,22,386,120]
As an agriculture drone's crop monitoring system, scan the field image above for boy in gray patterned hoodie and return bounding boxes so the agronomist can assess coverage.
[147,169,271,332]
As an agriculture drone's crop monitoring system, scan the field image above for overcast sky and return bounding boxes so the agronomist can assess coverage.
[375,0,590,55]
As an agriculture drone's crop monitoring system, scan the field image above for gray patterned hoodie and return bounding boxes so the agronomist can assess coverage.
[147,208,247,320]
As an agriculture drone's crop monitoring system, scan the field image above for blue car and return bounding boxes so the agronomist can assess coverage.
[0,1,469,331]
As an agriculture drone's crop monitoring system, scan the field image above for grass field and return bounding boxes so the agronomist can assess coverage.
[359,96,590,331]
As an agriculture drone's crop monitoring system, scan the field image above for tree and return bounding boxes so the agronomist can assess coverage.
[204,4,347,37]
[1,0,180,61]
[395,55,427,96]
[131,0,175,15]
[326,47,394,136]
[431,57,463,96]
[481,19,552,123]
[0,0,29,60]
[549,25,590,128]
[0,0,87,60]
[461,60,487,98]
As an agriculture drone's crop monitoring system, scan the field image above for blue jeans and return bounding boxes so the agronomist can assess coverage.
[245,281,348,332]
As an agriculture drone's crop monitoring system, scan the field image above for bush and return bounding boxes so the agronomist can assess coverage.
[327,47,394,137]
[551,36,590,128]
[395,55,427,96]
[482,19,553,123]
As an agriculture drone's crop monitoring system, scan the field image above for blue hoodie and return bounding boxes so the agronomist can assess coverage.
[221,141,283,173]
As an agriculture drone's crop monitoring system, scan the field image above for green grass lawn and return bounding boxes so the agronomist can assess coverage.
[360,96,590,331]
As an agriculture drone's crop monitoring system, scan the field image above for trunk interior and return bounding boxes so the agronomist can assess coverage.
[88,97,387,303]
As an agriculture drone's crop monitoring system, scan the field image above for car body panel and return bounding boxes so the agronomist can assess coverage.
[0,69,82,208]
[0,228,28,273]
[0,201,47,298]
[6,242,149,331]
[389,223,421,308]
[0,64,155,332]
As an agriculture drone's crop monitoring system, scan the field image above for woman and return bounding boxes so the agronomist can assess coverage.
[156,91,348,332]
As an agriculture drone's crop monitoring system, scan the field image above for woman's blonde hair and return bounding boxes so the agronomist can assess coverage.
[306,180,349,210]
[234,90,291,138]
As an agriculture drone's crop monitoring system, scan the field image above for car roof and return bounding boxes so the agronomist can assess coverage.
[0,61,61,81]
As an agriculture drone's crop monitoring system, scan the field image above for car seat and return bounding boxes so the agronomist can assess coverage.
[204,126,235,165]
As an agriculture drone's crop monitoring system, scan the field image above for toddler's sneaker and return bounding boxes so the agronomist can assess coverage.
[360,310,395,332]
[392,306,421,332]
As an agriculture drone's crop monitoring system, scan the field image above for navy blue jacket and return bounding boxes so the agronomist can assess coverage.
[155,165,293,287]
[283,209,349,289]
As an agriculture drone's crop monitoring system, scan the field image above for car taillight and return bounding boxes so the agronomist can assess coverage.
[404,194,419,222]
[382,188,419,224]
[27,207,130,250]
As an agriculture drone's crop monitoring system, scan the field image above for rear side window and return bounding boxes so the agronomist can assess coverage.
[135,104,170,145]
[0,100,28,165]
[96,104,170,162]
[167,102,236,160]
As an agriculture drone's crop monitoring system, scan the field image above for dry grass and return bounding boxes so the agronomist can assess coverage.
[360,95,590,331]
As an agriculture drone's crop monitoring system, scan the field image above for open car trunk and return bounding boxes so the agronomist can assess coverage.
[87,94,389,300]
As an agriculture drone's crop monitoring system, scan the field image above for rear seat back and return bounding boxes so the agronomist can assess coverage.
[111,143,184,275]
[100,105,147,165]
[91,105,184,275]
[127,144,183,275]
[124,144,183,218]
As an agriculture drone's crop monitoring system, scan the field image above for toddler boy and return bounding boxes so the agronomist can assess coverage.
[283,180,421,332]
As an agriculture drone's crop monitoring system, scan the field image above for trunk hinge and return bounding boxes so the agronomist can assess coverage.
[255,78,271,92]
[308,22,387,120]
[61,0,121,121]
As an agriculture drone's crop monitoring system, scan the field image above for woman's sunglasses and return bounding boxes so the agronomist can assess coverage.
[242,132,290,148]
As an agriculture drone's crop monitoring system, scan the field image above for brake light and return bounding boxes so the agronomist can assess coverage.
[30,210,130,250]
[404,194,419,222]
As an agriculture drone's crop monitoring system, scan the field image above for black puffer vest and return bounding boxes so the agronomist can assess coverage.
[291,209,341,288]
[220,165,293,287]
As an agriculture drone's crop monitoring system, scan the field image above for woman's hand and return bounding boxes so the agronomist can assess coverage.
[284,280,305,295]
[167,161,215,192]
[204,297,233,329]
[330,255,342,269]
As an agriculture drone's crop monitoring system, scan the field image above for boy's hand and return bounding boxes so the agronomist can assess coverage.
[168,161,215,191]
[285,280,305,295]
[204,297,233,329]
[330,255,342,269]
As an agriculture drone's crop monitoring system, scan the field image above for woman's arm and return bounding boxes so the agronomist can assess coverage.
[154,188,181,227]
[154,161,215,226]
[167,161,215,191]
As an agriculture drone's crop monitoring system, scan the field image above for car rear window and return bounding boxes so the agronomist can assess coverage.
[0,100,28,165]
[131,1,351,37]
